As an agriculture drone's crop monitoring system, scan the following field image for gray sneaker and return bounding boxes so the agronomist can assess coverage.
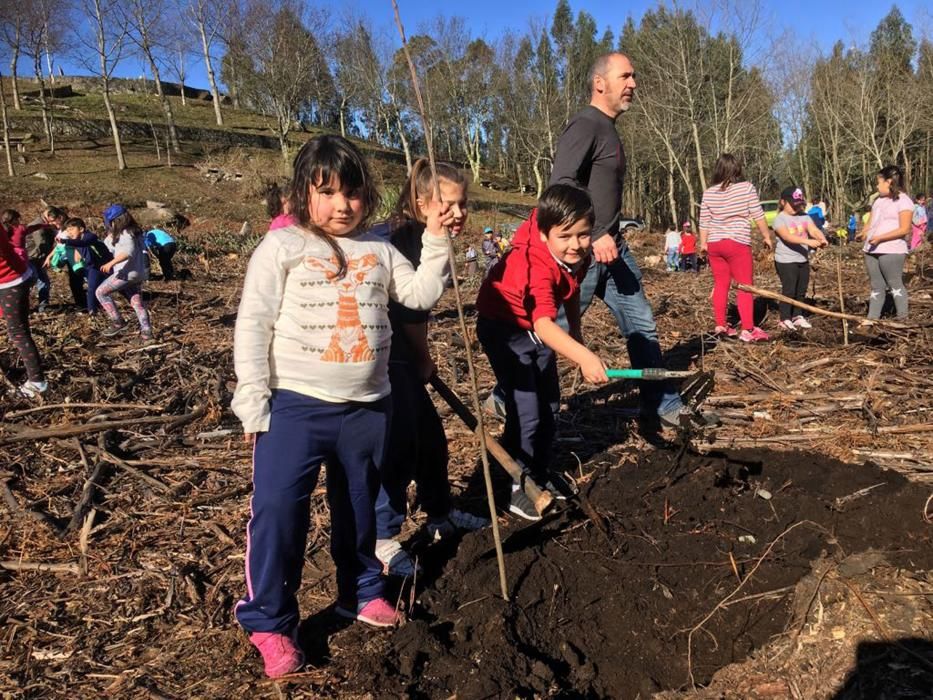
[426,509,490,540]
[658,405,721,430]
[509,486,542,521]
[103,323,127,338]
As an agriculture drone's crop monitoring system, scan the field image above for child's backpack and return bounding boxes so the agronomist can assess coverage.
[807,206,825,230]
[913,205,928,227]
[89,238,113,266]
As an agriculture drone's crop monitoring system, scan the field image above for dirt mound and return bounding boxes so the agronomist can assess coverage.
[357,449,932,698]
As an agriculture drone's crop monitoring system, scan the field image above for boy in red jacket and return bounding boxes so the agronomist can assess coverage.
[476,184,609,520]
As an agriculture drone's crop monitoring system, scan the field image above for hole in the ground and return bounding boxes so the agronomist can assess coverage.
[352,448,933,697]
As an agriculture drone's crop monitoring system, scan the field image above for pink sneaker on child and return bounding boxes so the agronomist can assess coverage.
[739,327,770,343]
[249,631,305,678]
[335,597,402,628]
[713,325,738,338]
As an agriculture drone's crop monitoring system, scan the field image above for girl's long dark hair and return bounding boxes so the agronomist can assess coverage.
[108,211,143,238]
[288,135,380,279]
[392,158,467,224]
[263,180,289,219]
[878,165,905,200]
[711,153,744,191]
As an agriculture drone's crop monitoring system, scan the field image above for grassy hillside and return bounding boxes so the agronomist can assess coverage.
[0,77,535,243]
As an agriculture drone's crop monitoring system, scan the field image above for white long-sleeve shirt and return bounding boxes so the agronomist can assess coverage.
[231,224,450,433]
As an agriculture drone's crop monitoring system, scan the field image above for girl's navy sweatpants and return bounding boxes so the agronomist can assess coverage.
[235,389,390,634]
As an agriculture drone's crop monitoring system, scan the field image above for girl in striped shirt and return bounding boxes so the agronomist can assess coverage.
[699,154,773,342]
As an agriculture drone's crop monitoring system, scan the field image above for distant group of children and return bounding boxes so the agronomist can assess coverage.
[662,221,698,272]
[0,203,179,397]
[690,156,926,342]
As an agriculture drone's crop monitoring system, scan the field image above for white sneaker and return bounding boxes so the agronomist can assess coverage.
[19,380,48,398]
[779,319,797,331]
[374,538,420,577]
[792,316,812,329]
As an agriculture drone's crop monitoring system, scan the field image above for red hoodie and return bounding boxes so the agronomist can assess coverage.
[0,224,28,285]
[476,210,588,330]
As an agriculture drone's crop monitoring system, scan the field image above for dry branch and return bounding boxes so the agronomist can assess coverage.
[0,405,205,445]
[733,282,912,328]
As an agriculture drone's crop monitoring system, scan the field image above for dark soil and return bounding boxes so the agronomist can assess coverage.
[355,448,933,698]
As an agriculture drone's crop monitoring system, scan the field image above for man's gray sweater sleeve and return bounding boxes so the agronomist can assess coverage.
[549,118,594,188]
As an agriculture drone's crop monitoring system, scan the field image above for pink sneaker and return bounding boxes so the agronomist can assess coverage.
[714,325,738,338]
[739,327,770,342]
[249,631,304,678]
[335,597,402,628]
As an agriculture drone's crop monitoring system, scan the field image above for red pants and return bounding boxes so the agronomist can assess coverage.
[707,239,754,329]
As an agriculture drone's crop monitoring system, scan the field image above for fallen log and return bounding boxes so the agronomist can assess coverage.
[733,283,912,329]
[0,405,205,446]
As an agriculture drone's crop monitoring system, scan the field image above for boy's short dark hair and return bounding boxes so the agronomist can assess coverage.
[63,217,86,230]
[537,184,595,234]
[45,206,66,221]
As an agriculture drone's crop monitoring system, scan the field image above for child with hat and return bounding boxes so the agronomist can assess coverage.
[481,227,499,271]
[772,186,828,331]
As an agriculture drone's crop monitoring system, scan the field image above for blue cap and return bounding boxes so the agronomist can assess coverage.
[103,204,127,227]
[483,227,494,234]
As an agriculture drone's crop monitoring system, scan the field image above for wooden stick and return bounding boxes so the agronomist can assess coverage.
[430,376,553,514]
[733,283,912,328]
[63,461,110,535]
[0,560,80,574]
[392,0,509,601]
[0,406,204,445]
[836,245,849,345]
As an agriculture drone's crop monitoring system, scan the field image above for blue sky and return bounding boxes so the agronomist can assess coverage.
[45,0,932,88]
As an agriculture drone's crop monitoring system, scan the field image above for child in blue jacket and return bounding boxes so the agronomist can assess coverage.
[45,217,112,315]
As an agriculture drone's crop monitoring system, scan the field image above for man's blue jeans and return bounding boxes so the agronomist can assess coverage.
[557,238,683,418]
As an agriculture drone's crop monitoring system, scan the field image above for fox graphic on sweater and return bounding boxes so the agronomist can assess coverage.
[304,252,379,363]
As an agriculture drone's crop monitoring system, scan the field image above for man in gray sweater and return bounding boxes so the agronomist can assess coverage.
[553,54,700,429]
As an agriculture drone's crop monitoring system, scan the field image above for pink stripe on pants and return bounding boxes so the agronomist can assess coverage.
[707,239,754,329]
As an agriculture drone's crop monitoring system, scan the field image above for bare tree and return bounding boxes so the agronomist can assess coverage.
[166,37,192,107]
[0,68,14,175]
[18,4,56,151]
[188,0,224,125]
[127,0,180,152]
[0,12,23,110]
[76,0,130,170]
[237,0,329,159]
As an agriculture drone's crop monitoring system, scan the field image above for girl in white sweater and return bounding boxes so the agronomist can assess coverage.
[231,135,453,677]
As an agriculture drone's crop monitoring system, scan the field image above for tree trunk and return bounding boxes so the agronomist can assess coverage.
[101,79,126,170]
[10,49,21,110]
[196,20,223,126]
[33,57,53,153]
[44,33,55,85]
[0,70,14,176]
[147,58,180,153]
[395,112,412,175]
[532,157,544,198]
[339,97,347,138]
[667,149,677,227]
[177,50,188,106]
